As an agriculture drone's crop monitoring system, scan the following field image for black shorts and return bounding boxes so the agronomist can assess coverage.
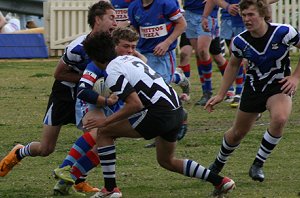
[179,32,191,48]
[240,83,284,113]
[209,37,222,55]
[43,80,77,126]
[134,107,184,142]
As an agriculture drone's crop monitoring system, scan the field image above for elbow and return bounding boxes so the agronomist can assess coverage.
[132,102,144,112]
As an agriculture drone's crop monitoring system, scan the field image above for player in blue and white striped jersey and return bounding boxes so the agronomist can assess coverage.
[83,32,236,198]
[205,0,300,183]
[0,1,118,195]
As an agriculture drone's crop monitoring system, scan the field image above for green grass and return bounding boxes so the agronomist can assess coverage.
[0,56,300,198]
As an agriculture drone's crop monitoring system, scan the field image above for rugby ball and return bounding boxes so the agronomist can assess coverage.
[92,77,111,97]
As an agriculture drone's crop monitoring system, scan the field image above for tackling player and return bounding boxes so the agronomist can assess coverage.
[0,1,117,195]
[80,32,236,198]
[52,27,146,196]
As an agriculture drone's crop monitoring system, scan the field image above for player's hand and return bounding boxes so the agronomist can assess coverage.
[204,95,224,113]
[153,41,170,56]
[279,76,299,96]
[201,17,210,32]
[83,116,106,130]
[107,94,119,106]
[227,4,240,16]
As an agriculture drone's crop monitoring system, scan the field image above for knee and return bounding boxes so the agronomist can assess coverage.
[39,145,55,157]
[180,52,188,61]
[271,114,288,129]
[157,157,172,171]
[198,50,207,60]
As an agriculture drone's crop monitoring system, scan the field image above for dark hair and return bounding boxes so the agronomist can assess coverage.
[239,0,268,18]
[83,32,117,64]
[112,27,139,45]
[88,1,115,29]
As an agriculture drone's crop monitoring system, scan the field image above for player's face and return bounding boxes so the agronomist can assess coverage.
[241,5,265,33]
[115,39,137,56]
[94,9,117,34]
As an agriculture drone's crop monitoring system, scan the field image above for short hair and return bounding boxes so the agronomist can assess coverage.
[88,1,115,29]
[239,0,269,18]
[112,27,139,45]
[83,32,117,64]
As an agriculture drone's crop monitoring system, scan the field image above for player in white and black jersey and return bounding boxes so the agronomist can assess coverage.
[205,0,300,183]
[82,32,236,198]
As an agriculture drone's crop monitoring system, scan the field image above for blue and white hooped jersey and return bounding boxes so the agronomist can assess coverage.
[232,23,300,92]
[111,0,135,22]
[61,34,91,87]
[62,34,90,74]
[128,0,182,53]
[105,55,181,110]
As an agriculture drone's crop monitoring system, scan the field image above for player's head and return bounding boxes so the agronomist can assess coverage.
[239,0,268,18]
[88,1,117,34]
[112,27,139,56]
[239,0,268,31]
[83,32,117,65]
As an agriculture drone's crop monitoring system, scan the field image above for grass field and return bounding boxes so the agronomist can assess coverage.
[0,55,300,198]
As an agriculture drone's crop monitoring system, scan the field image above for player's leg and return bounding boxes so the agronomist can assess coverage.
[209,110,258,174]
[53,108,107,193]
[155,136,235,196]
[177,32,192,101]
[0,90,69,177]
[195,34,213,106]
[249,93,292,182]
[91,120,141,198]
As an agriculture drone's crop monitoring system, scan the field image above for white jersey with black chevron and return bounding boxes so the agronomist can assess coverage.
[105,55,181,110]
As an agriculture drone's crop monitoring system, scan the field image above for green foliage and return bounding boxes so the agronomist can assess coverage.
[0,56,300,197]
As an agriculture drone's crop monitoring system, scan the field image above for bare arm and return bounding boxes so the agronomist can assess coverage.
[205,54,243,112]
[213,0,239,16]
[202,0,216,32]
[153,16,186,56]
[279,41,300,95]
[133,50,148,63]
[0,12,7,32]
[83,91,144,129]
[54,58,82,83]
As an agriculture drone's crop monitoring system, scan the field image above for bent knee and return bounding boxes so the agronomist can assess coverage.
[157,158,172,170]
[271,114,288,128]
[39,147,55,157]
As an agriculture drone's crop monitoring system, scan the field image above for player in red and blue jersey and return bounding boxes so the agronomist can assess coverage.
[184,0,230,106]
[110,0,135,27]
[129,0,190,148]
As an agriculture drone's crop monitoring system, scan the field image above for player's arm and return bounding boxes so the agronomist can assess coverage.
[83,91,143,129]
[213,0,239,16]
[0,12,6,31]
[77,66,117,106]
[133,50,147,63]
[202,0,216,32]
[153,15,186,56]
[279,40,300,95]
[205,54,242,112]
[77,81,117,107]
[54,58,82,83]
